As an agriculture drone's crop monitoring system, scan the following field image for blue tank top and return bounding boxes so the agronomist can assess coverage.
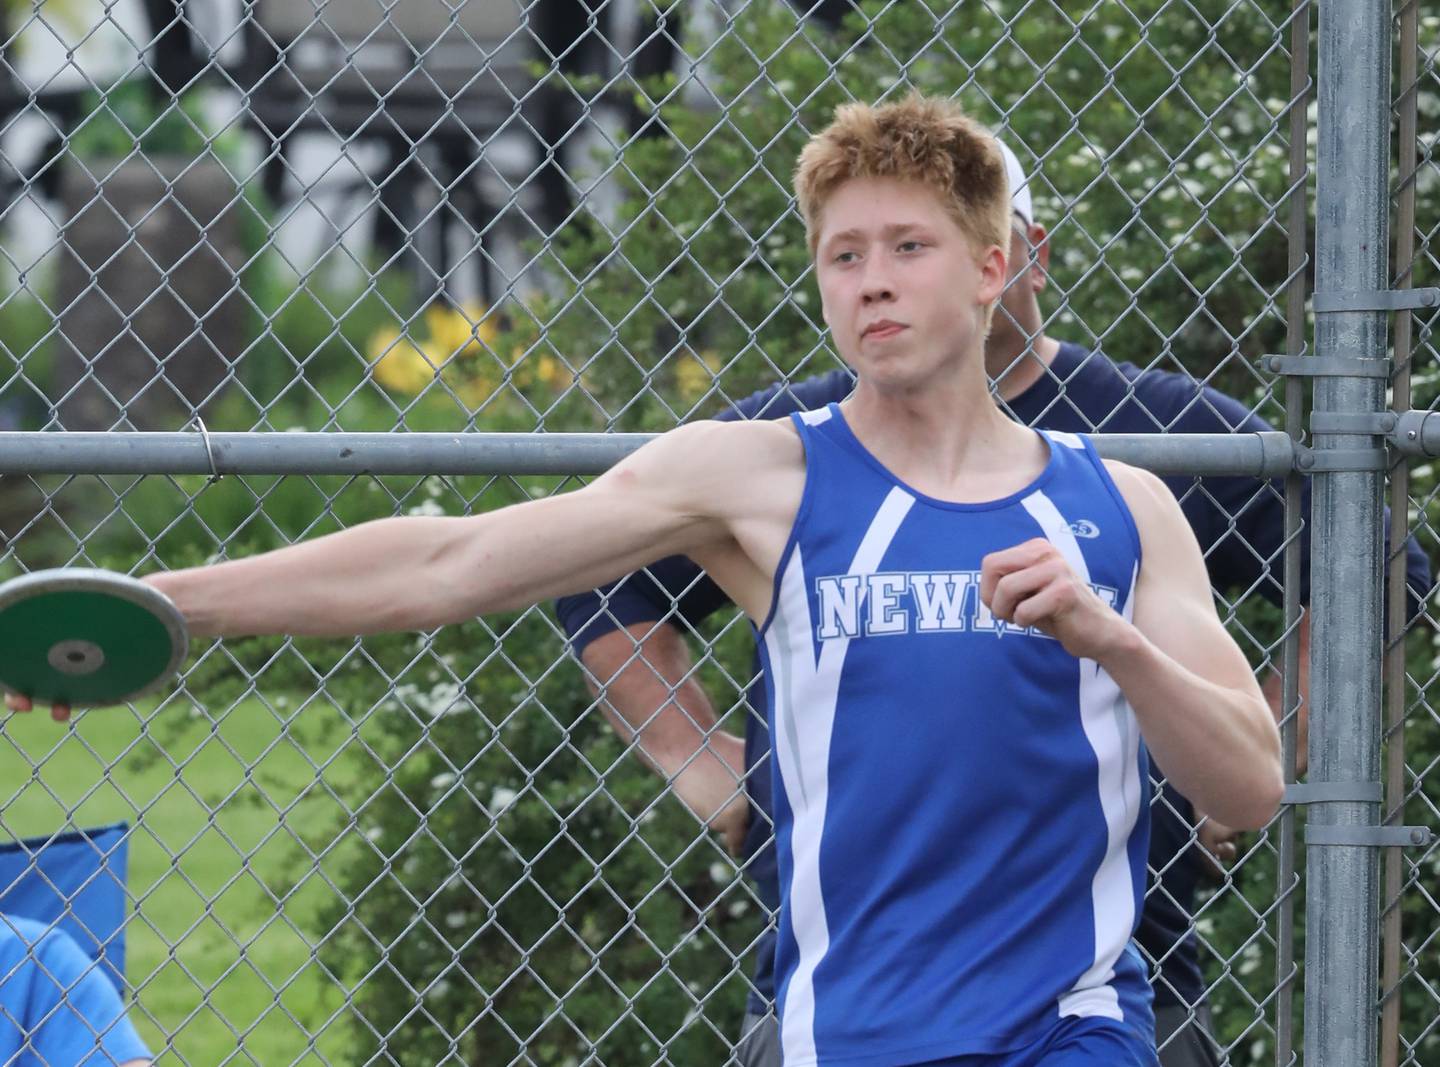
[757,403,1153,1065]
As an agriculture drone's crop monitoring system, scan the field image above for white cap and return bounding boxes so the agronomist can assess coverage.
[997,139,1033,227]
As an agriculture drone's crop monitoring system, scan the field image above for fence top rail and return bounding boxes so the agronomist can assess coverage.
[0,430,1296,478]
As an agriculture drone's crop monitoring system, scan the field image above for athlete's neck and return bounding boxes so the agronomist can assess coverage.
[840,365,1049,503]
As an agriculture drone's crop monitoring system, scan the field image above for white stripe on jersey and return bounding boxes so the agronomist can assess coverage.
[1021,489,1143,1023]
[765,486,914,1064]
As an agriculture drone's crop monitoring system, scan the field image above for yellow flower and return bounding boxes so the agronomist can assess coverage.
[462,301,502,348]
[367,301,504,397]
[424,306,467,365]
[534,355,561,386]
[367,324,438,394]
[424,301,502,364]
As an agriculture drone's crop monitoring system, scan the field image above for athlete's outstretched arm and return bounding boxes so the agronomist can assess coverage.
[143,421,776,640]
[982,464,1284,830]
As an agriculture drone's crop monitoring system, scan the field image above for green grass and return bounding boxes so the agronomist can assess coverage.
[1,693,373,1064]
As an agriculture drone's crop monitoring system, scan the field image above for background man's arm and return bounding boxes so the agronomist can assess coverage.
[582,623,748,852]
[554,371,852,850]
[1261,613,1311,774]
[1256,531,1429,782]
[1159,381,1427,791]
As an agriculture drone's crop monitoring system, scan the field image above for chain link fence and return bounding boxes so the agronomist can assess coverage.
[0,1,1435,1063]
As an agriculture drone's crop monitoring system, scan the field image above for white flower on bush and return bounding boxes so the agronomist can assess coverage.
[411,681,464,718]
[388,683,419,710]
[489,786,519,815]
[1237,940,1263,976]
[430,771,457,791]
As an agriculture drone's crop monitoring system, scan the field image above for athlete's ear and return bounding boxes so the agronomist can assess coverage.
[977,243,1007,306]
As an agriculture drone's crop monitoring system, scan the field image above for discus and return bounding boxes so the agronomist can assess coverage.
[0,569,188,708]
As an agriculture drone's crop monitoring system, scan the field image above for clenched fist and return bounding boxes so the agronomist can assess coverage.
[979,537,1134,661]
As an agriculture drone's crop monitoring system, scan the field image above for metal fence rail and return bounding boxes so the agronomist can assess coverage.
[0,429,1299,476]
[0,1,1436,1065]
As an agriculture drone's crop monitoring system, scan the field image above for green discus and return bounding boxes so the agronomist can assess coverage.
[0,569,188,708]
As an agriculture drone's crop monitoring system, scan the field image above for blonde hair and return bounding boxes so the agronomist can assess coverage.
[794,93,1010,261]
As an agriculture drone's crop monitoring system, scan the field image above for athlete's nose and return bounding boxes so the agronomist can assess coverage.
[860,261,896,304]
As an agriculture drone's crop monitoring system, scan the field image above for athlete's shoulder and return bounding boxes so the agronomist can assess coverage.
[1099,458,1192,556]
[658,415,802,466]
[1099,459,1171,511]
[616,417,803,517]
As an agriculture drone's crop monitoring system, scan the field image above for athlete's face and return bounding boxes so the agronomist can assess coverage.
[814,176,1006,389]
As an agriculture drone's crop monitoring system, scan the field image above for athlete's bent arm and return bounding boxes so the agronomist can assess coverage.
[143,421,775,640]
[1115,466,1283,828]
[982,464,1284,831]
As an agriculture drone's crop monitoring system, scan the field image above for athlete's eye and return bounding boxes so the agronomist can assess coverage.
[834,250,859,264]
[897,240,925,253]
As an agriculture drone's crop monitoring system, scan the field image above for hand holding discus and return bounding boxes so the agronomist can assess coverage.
[0,569,188,722]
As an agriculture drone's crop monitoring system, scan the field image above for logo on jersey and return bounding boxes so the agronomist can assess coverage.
[814,570,1118,641]
[1068,519,1100,539]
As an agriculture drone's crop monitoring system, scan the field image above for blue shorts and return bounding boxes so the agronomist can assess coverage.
[918,1015,1159,1067]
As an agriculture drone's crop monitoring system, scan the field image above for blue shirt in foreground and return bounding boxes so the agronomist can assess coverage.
[1,915,150,1066]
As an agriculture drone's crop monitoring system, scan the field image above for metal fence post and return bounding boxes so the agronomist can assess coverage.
[1306,2,1391,1065]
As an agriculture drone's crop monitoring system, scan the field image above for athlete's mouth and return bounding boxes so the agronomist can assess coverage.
[862,320,906,339]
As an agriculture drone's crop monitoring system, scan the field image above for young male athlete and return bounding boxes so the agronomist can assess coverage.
[553,144,1430,1066]
[9,95,1283,1065]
